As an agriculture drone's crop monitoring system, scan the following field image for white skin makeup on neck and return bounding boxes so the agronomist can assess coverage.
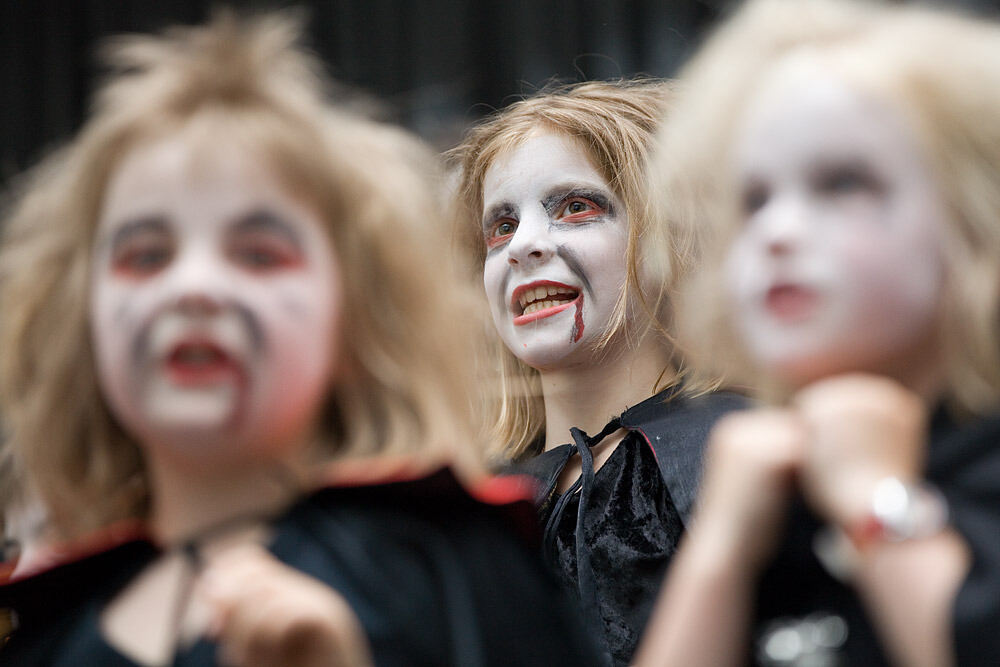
[725,54,948,395]
[482,129,671,461]
[91,125,342,542]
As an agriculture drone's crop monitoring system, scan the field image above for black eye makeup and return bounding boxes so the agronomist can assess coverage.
[811,160,886,198]
[483,202,518,249]
[106,216,174,279]
[542,188,615,222]
[741,179,771,217]
[227,208,306,272]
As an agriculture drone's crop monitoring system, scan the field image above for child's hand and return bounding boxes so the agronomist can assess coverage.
[794,374,927,527]
[692,409,806,570]
[198,545,373,667]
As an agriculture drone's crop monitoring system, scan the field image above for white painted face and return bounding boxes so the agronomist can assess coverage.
[481,130,629,371]
[725,57,946,388]
[91,128,341,466]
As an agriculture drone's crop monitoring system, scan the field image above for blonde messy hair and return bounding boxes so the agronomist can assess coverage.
[0,11,482,539]
[450,81,719,461]
[652,0,1000,410]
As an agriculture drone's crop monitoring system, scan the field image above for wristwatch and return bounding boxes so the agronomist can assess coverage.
[813,477,949,581]
[846,477,949,549]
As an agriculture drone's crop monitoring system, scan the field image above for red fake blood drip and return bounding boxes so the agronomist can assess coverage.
[571,300,584,342]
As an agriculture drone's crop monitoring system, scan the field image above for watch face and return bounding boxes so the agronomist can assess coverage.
[871,478,947,541]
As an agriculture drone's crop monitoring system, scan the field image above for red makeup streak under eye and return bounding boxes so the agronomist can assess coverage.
[561,210,601,223]
[111,254,169,279]
[486,233,513,249]
[559,198,604,223]
[234,243,304,272]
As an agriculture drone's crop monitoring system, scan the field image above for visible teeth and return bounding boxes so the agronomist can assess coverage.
[522,298,573,316]
[517,285,579,313]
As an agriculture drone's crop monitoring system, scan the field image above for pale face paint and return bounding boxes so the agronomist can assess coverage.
[725,58,946,388]
[91,130,341,466]
[481,130,629,371]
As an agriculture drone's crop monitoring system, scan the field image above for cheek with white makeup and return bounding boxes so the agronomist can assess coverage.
[90,133,342,465]
[480,130,630,372]
[724,63,946,388]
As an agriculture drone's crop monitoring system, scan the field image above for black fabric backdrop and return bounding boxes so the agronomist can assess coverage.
[0,0,718,188]
[2,0,999,189]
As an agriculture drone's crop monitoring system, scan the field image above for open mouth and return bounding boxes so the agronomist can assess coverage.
[512,281,581,325]
[765,283,820,322]
[163,340,239,386]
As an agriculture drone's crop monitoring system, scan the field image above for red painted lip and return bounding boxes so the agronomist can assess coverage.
[514,297,580,325]
[511,280,581,326]
[765,283,820,322]
[162,338,239,386]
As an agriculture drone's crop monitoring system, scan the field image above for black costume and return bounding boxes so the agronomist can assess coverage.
[515,387,748,666]
[752,408,1000,666]
[0,468,601,666]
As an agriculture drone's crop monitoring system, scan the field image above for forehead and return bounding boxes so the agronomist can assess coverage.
[99,125,308,234]
[481,129,607,204]
[734,52,924,176]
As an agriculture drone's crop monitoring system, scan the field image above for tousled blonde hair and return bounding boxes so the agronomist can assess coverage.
[450,80,719,461]
[652,0,1000,410]
[0,11,482,539]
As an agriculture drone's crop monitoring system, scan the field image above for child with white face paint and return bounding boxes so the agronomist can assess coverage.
[451,82,745,666]
[0,12,600,667]
[635,1,1000,666]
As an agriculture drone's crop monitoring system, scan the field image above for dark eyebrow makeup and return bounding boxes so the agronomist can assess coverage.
[482,203,517,231]
[230,208,304,249]
[104,216,169,251]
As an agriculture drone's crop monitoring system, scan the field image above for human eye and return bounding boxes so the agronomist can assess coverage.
[813,162,884,198]
[486,219,518,249]
[556,196,604,222]
[741,180,770,218]
[111,236,173,278]
[230,234,303,272]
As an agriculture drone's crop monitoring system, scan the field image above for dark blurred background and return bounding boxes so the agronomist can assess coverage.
[2,0,999,189]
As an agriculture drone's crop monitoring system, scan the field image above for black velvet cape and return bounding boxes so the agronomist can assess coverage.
[0,468,602,666]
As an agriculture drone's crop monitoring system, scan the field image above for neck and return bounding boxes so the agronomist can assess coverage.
[145,447,307,546]
[539,332,673,450]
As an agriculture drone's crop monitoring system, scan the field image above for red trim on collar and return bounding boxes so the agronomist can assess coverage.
[467,473,538,506]
[4,519,149,583]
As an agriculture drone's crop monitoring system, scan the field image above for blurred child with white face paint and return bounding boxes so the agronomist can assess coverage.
[451,82,745,666]
[635,1,1000,665]
[0,12,600,666]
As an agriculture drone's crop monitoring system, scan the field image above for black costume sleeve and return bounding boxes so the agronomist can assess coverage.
[928,412,1000,666]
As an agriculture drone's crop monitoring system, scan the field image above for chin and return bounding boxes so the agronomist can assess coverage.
[507,339,590,372]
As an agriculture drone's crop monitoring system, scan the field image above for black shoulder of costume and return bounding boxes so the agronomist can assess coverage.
[0,526,157,665]
[0,469,602,667]
[618,388,749,521]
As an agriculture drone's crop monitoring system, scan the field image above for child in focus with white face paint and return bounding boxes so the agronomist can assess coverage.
[635,1,1000,666]
[451,82,746,666]
[0,12,600,667]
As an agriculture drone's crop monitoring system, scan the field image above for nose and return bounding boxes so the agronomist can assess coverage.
[162,244,228,315]
[506,208,555,267]
[756,194,807,257]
